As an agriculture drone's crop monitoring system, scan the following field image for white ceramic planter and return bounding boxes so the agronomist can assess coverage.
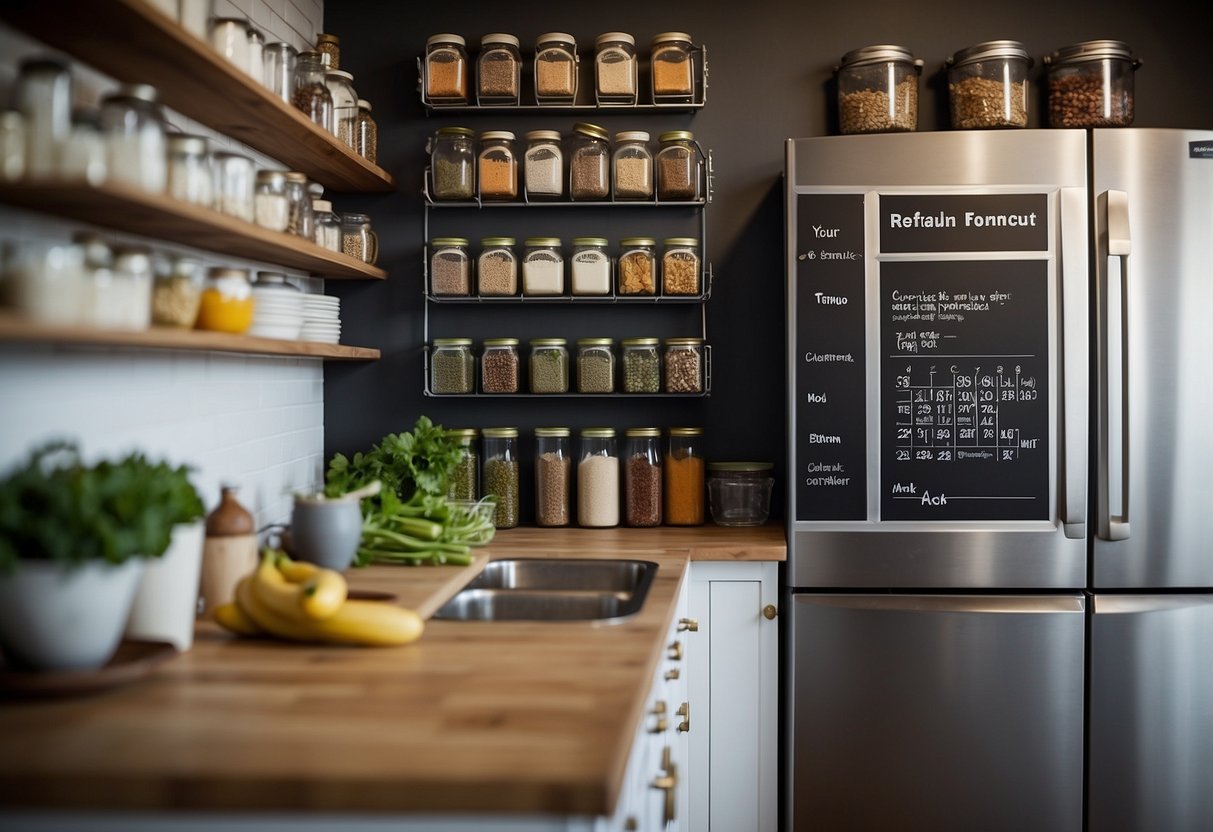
[124,520,205,651]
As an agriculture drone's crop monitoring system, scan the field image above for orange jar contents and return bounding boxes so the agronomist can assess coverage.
[664,427,705,525]
[196,267,254,333]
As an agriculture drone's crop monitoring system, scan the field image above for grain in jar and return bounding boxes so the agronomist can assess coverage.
[594,32,637,103]
[524,129,564,199]
[946,41,1032,129]
[534,33,578,101]
[1043,40,1139,128]
[213,151,255,222]
[151,256,203,329]
[621,337,660,393]
[578,428,619,527]
[534,427,571,527]
[477,33,521,103]
[835,44,923,134]
[569,123,610,200]
[529,337,569,394]
[312,199,341,251]
[430,126,475,200]
[477,237,518,296]
[570,237,611,296]
[253,170,290,232]
[354,99,377,163]
[655,131,700,201]
[284,171,313,239]
[664,427,705,525]
[165,134,212,207]
[618,237,656,295]
[662,237,701,295]
[624,428,662,527]
[292,51,333,133]
[612,131,652,199]
[650,32,694,98]
[522,237,565,295]
[325,69,358,147]
[576,338,615,393]
[315,33,340,71]
[430,237,471,296]
[340,213,378,264]
[425,34,469,102]
[480,337,520,394]
[481,428,519,529]
[664,337,704,393]
[478,130,518,200]
[430,338,474,394]
[446,429,479,501]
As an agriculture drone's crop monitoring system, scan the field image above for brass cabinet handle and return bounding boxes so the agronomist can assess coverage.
[667,640,683,661]
[649,717,668,734]
[650,700,667,716]
[651,749,679,826]
[763,604,778,620]
[665,668,680,681]
[677,617,699,632]
[676,701,691,733]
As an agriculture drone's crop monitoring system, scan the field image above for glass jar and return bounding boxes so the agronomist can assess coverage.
[197,266,253,334]
[178,0,209,39]
[576,337,615,394]
[355,100,377,164]
[61,108,106,186]
[534,33,578,101]
[707,462,775,527]
[284,171,314,239]
[621,337,661,393]
[594,32,637,103]
[523,237,564,295]
[571,122,613,201]
[656,131,701,201]
[325,70,359,147]
[209,17,250,74]
[612,131,652,200]
[213,151,254,221]
[95,246,152,330]
[425,33,469,102]
[292,51,334,133]
[478,130,518,200]
[1044,40,1140,128]
[524,129,564,199]
[481,427,520,529]
[665,427,705,526]
[664,337,704,393]
[477,33,521,103]
[254,170,290,232]
[481,337,520,394]
[529,337,569,393]
[946,41,1032,129]
[151,256,203,329]
[312,199,341,251]
[430,126,476,200]
[534,427,572,527]
[662,238,701,296]
[0,110,25,182]
[624,428,662,527]
[100,84,167,192]
[651,32,695,99]
[341,213,378,264]
[166,134,211,206]
[246,26,264,79]
[430,337,474,394]
[835,44,923,134]
[570,237,611,296]
[14,58,71,180]
[477,237,518,296]
[263,42,297,103]
[578,428,619,528]
[618,237,656,295]
[8,240,86,325]
[430,236,471,296]
[315,33,341,71]
[75,231,112,328]
[446,428,479,502]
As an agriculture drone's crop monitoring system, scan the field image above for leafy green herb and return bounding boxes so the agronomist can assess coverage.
[325,416,464,502]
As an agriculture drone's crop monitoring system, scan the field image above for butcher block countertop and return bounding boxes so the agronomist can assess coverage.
[0,524,785,818]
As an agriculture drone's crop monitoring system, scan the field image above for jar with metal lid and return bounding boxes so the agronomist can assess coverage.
[151,256,203,329]
[166,134,211,206]
[246,26,264,79]
[209,17,250,73]
[430,126,475,200]
[1044,40,1140,128]
[292,51,334,133]
[481,337,520,394]
[651,32,694,99]
[522,237,565,296]
[529,337,569,393]
[263,42,297,102]
[325,70,359,146]
[594,32,637,103]
[612,131,652,200]
[624,428,662,527]
[477,237,517,296]
[312,199,341,251]
[100,84,167,192]
[341,213,378,264]
[576,337,615,393]
[478,130,518,201]
[621,337,661,393]
[213,151,255,222]
[835,44,923,134]
[197,266,253,334]
[569,122,610,200]
[946,41,1032,129]
[61,107,106,186]
[664,337,704,393]
[477,33,521,103]
[570,237,611,296]
[254,170,290,232]
[284,172,313,239]
[14,58,70,180]
[618,237,656,295]
[534,427,571,527]
[481,427,519,529]
[355,100,377,163]
[665,427,705,525]
[655,131,701,201]
[534,33,578,101]
[707,461,774,526]
[662,238,701,295]
[524,129,564,199]
[425,34,469,102]
[429,237,471,296]
[446,428,479,502]
[315,33,340,71]
[430,337,474,394]
[578,428,619,528]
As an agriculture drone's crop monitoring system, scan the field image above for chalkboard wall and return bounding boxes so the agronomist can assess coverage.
[323,0,1213,522]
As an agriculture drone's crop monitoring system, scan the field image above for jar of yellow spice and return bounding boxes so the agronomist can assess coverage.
[196,267,254,334]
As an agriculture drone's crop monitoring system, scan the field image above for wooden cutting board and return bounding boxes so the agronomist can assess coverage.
[343,550,489,619]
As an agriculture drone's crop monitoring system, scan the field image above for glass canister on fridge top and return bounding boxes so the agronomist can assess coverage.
[481,337,520,394]
[534,427,572,527]
[594,32,637,103]
[355,100,377,163]
[570,237,611,296]
[612,131,653,200]
[946,40,1032,129]
[425,34,469,102]
[284,172,314,239]
[312,199,341,251]
[707,461,774,526]
[524,129,564,199]
[576,337,615,393]
[166,134,212,206]
[430,337,474,394]
[429,237,471,296]
[325,70,359,146]
[430,126,476,200]
[650,32,694,98]
[534,33,578,101]
[253,170,290,232]
[213,151,255,222]
[835,44,923,134]
[263,41,297,102]
[662,238,701,296]
[522,237,565,295]
[578,428,619,528]
[478,130,518,201]
[477,33,521,103]
[446,428,479,502]
[664,337,704,393]
[100,84,167,192]
[478,237,518,296]
[569,122,610,200]
[624,428,662,527]
[197,267,254,334]
[1043,40,1140,128]
[315,33,341,71]
[340,213,378,264]
[618,237,656,295]
[655,131,701,201]
[292,51,334,133]
[14,57,70,180]
[481,427,520,529]
[665,427,705,525]
[621,337,661,393]
[529,337,569,393]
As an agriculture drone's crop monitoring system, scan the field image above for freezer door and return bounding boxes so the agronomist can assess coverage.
[785,592,1085,832]
[1089,594,1213,832]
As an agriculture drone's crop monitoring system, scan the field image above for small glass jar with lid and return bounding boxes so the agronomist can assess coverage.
[355,100,377,163]
[524,129,564,199]
[534,427,572,527]
[61,107,106,186]
[292,51,334,133]
[312,199,341,251]
[209,17,250,73]
[621,337,661,393]
[197,266,253,334]
[284,172,314,239]
[594,32,637,103]
[578,428,619,528]
[835,44,923,134]
[707,462,775,526]
[946,41,1032,129]
[529,338,569,393]
[664,337,704,393]
[446,428,479,502]
[425,34,469,102]
[151,256,203,329]
[254,170,290,232]
[477,237,518,296]
[624,428,663,528]
[429,237,471,296]
[325,70,359,146]
[481,427,520,529]
[478,131,518,200]
[477,33,521,104]
[315,33,341,71]
[618,237,656,295]
[569,122,610,201]
[429,126,476,201]
[213,151,255,222]
[576,338,616,393]
[14,57,70,180]
[665,427,705,526]
[480,337,520,394]
[656,131,701,201]
[246,26,264,79]
[166,134,211,206]
[340,213,378,264]
[570,237,611,296]
[662,238,701,296]
[534,33,578,102]
[100,83,167,193]
[522,237,565,296]
[612,131,652,200]
[430,337,474,394]
[103,246,154,330]
[651,32,695,99]
[263,41,297,102]
[1043,40,1140,128]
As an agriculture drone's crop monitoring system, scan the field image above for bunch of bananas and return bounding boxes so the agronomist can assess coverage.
[213,550,424,646]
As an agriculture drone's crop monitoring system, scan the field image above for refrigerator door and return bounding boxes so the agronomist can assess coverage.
[1089,594,1213,831]
[785,592,1085,832]
[1092,129,1213,588]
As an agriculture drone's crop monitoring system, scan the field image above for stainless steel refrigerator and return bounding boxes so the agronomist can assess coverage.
[783,128,1213,832]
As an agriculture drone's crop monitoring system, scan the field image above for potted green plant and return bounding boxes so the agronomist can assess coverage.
[0,442,204,671]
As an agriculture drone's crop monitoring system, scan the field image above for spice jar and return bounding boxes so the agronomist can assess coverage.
[529,337,569,393]
[430,126,476,200]
[523,237,565,295]
[624,428,662,527]
[100,84,167,193]
[618,237,656,295]
[524,129,564,200]
[481,337,520,394]
[946,41,1032,129]
[254,170,290,232]
[262,41,297,103]
[662,238,701,296]
[284,171,314,239]
[594,32,637,103]
[209,17,250,74]
[477,33,521,104]
[430,337,474,394]
[151,256,203,328]
[292,51,334,133]
[570,237,611,296]
[340,213,378,264]
[664,337,704,393]
[315,33,341,71]
[312,199,341,251]
[355,100,377,164]
[665,427,705,525]
[1044,40,1140,128]
[478,130,518,200]
[325,70,359,146]
[576,337,615,393]
[534,33,578,101]
[477,237,517,296]
[612,131,653,200]
[481,427,520,529]
[199,485,257,614]
[534,427,571,527]
[621,337,661,393]
[569,122,610,201]
[197,267,254,334]
[578,428,619,528]
[61,107,106,186]
[430,237,471,296]
[166,134,212,206]
[213,151,254,221]
[651,32,694,99]
[15,58,70,180]
[656,131,701,201]
[707,462,774,526]
[425,33,469,102]
[446,428,479,501]
[835,44,923,134]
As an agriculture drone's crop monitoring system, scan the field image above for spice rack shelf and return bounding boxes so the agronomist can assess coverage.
[423,261,713,303]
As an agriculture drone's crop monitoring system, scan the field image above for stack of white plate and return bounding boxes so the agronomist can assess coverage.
[248,275,303,340]
[299,294,341,344]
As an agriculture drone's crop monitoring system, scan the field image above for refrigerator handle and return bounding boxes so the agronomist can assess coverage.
[1099,189,1132,541]
[1059,187,1088,538]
